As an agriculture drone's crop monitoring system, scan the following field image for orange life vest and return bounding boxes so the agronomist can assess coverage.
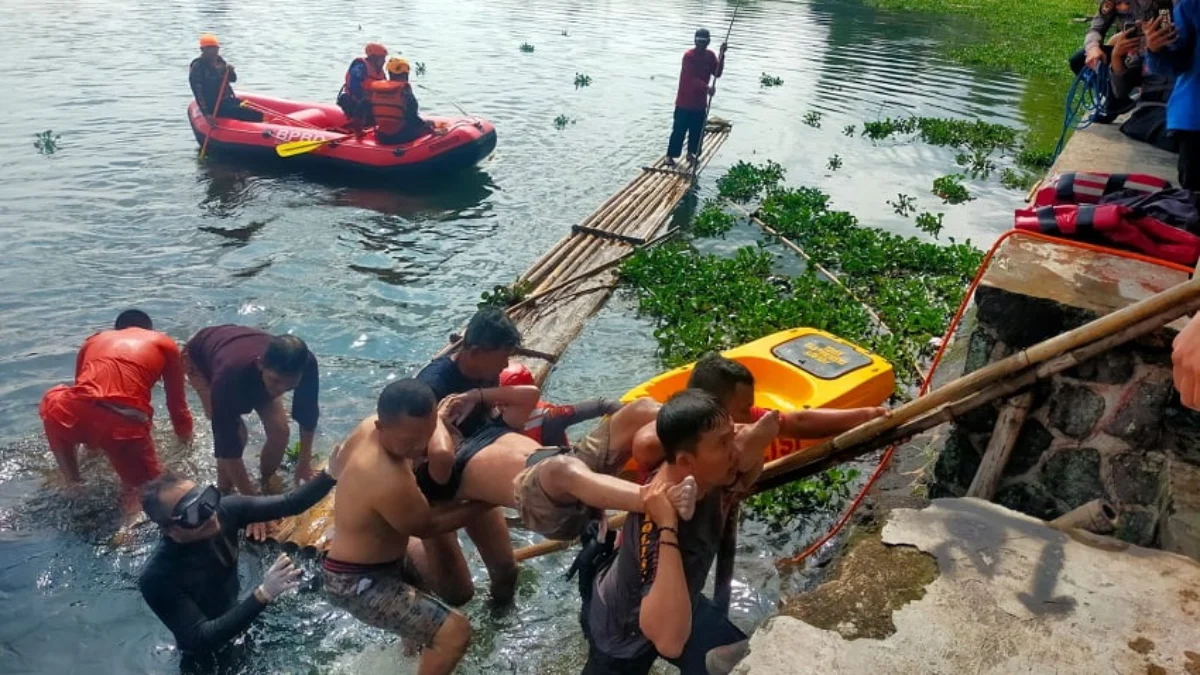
[368,80,408,135]
[343,57,385,100]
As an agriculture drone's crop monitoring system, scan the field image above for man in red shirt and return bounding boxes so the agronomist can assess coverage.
[667,28,727,167]
[40,310,194,513]
[183,325,320,495]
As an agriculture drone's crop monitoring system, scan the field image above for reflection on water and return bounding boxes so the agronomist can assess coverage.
[0,0,1033,672]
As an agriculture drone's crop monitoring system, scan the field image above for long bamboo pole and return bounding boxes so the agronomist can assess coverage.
[761,276,1200,483]
[758,290,1200,487]
[513,285,1200,562]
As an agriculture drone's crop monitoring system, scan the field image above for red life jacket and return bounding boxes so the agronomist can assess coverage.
[368,80,407,135]
[342,57,385,101]
[519,402,552,444]
[1034,172,1172,207]
[1014,203,1200,266]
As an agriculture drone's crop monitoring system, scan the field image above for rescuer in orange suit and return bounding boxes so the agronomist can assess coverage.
[370,58,431,145]
[39,310,193,514]
[338,42,389,132]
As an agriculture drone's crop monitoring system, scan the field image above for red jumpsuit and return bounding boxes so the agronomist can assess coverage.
[39,328,193,488]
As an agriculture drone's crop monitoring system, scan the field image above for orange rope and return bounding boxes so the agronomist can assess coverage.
[780,229,1193,567]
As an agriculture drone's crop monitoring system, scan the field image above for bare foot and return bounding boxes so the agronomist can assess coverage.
[666,476,697,521]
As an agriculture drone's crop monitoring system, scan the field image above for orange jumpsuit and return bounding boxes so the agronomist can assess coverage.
[39,328,193,488]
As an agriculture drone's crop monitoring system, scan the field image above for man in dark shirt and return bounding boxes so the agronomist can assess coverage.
[584,390,779,675]
[667,28,726,167]
[188,34,262,122]
[414,307,522,604]
[184,325,320,495]
[137,445,341,655]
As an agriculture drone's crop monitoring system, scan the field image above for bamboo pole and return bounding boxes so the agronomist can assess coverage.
[760,276,1200,484]
[514,512,628,562]
[965,391,1034,499]
[758,291,1200,489]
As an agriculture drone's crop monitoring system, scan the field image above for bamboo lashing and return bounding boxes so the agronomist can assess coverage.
[513,277,1200,562]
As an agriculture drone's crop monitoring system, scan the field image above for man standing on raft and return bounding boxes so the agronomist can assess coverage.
[666,28,726,168]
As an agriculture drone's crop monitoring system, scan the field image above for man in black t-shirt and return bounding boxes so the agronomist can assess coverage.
[414,307,523,604]
[584,390,779,675]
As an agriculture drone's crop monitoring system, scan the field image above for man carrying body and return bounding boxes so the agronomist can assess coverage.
[632,353,888,472]
[189,34,263,122]
[138,446,340,655]
[338,43,389,132]
[584,390,780,674]
[421,384,694,541]
[324,379,494,675]
[184,325,320,495]
[667,28,726,167]
[40,310,193,514]
[413,307,525,603]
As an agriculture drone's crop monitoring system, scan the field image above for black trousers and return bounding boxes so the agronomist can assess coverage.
[581,595,746,675]
[668,107,706,158]
[210,98,263,122]
[1179,130,1200,191]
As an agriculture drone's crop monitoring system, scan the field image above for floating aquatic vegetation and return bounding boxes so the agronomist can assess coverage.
[479,279,534,308]
[931,174,973,204]
[553,114,576,130]
[803,111,823,128]
[887,193,917,217]
[826,154,843,171]
[414,61,426,76]
[519,43,535,53]
[743,467,860,532]
[842,124,857,137]
[691,200,736,238]
[574,73,592,88]
[716,160,786,203]
[1001,167,1040,191]
[915,211,945,238]
[34,130,61,155]
[760,72,784,87]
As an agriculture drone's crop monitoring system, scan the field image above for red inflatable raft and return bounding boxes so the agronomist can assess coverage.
[188,93,497,176]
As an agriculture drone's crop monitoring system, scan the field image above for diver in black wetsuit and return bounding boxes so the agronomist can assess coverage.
[137,445,343,656]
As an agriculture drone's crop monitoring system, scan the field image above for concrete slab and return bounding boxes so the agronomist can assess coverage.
[737,499,1200,675]
[980,233,1190,329]
[1050,119,1179,183]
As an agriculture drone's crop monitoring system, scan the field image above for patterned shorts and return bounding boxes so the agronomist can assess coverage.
[323,557,451,647]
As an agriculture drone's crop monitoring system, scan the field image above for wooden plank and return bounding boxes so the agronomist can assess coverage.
[965,392,1034,499]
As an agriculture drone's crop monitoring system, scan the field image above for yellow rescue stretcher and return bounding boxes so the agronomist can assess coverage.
[621,327,894,463]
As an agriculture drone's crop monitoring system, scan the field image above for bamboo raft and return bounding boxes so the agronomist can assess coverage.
[266,119,733,552]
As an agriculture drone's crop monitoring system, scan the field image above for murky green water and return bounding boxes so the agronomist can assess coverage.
[0,0,1037,672]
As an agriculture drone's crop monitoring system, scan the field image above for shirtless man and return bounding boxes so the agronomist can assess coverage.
[421,385,695,540]
[324,379,492,675]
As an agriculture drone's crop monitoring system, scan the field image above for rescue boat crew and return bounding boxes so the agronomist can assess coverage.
[189,34,263,122]
[338,43,389,132]
[370,58,429,145]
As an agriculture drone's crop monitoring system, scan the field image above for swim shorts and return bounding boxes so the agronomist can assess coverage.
[514,447,602,541]
[323,557,451,647]
[572,416,623,475]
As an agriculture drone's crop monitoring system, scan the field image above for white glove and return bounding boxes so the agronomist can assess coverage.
[257,553,302,602]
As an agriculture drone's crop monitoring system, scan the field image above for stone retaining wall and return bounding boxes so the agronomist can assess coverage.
[928,237,1200,557]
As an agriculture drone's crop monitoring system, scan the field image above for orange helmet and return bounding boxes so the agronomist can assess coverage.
[199,34,220,48]
[365,42,388,57]
[499,362,535,387]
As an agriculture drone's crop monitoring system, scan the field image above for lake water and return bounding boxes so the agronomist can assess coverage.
[0,0,1032,672]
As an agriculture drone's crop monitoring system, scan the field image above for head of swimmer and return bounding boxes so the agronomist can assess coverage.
[114,309,153,331]
[375,379,439,459]
[457,308,522,382]
[686,353,755,423]
[142,473,222,542]
[656,390,738,491]
[256,334,310,399]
